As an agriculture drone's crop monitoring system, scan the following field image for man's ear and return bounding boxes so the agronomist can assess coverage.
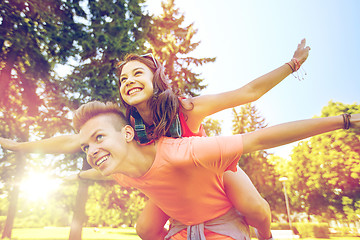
[123,125,135,142]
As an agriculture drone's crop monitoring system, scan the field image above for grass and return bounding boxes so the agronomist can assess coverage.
[10,227,141,240]
[249,238,360,240]
[9,227,360,240]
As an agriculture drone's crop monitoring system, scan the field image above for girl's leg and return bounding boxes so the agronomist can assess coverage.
[223,167,272,239]
[136,200,169,240]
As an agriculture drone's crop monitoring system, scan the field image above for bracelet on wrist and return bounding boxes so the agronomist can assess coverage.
[342,113,351,130]
[286,62,295,72]
[286,58,301,73]
[291,58,301,71]
[286,58,306,81]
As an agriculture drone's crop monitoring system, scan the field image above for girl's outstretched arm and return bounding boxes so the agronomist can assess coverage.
[0,134,81,154]
[242,114,359,154]
[185,39,310,131]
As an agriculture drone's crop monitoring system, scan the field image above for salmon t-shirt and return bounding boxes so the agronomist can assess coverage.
[112,134,243,226]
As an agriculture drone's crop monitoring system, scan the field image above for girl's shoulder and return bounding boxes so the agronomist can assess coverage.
[178,97,194,111]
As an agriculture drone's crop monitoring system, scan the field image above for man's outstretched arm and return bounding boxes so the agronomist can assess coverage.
[242,114,358,154]
[0,134,81,154]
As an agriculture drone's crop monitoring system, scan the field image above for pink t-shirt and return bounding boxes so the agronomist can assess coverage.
[112,134,243,225]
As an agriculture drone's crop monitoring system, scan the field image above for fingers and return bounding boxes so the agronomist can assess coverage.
[298,38,310,51]
[293,38,311,64]
[298,38,306,49]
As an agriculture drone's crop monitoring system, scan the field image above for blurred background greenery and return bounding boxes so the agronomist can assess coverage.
[0,0,359,239]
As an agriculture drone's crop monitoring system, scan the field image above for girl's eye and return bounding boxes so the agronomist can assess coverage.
[134,71,142,76]
[96,135,104,141]
[82,146,89,153]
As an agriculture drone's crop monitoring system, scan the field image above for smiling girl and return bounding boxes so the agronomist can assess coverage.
[0,39,310,240]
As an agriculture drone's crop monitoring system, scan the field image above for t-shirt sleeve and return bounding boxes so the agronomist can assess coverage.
[191,135,243,173]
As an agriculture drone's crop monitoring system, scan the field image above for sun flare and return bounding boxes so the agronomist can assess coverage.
[20,172,62,201]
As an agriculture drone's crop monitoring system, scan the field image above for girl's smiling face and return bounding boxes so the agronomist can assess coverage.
[119,60,154,108]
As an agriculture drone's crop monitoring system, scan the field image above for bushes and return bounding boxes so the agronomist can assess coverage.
[292,222,329,238]
[269,222,330,238]
[330,226,360,237]
[271,222,292,230]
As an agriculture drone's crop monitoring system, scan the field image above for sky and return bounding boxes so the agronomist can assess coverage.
[144,0,360,158]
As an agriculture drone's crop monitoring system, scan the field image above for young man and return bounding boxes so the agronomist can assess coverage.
[73,101,358,240]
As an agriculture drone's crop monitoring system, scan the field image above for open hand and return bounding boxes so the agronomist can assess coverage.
[0,137,19,151]
[293,38,311,65]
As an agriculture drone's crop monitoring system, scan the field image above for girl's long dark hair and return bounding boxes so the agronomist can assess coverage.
[116,53,188,140]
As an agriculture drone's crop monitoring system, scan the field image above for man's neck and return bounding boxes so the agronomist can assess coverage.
[125,141,157,178]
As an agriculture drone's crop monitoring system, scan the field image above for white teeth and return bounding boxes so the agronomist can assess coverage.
[128,88,141,95]
[95,156,109,166]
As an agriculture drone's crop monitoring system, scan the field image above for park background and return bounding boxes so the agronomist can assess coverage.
[0,0,359,239]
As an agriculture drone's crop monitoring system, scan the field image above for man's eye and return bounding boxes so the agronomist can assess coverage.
[96,135,104,141]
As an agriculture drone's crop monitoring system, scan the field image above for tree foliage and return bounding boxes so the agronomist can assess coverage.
[0,1,85,237]
[86,182,146,228]
[13,182,78,227]
[0,0,221,231]
[232,104,283,211]
[63,0,151,109]
[287,101,360,220]
[147,0,215,97]
[0,0,85,178]
[57,0,153,233]
[0,0,84,116]
[202,118,222,137]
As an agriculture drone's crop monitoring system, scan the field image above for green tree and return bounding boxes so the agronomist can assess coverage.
[232,104,283,212]
[13,182,77,227]
[64,0,151,108]
[0,0,219,236]
[86,182,146,227]
[0,0,84,113]
[147,0,215,97]
[287,101,360,221]
[342,197,360,225]
[267,155,296,215]
[203,118,222,137]
[57,1,151,238]
[79,0,220,228]
[0,0,84,238]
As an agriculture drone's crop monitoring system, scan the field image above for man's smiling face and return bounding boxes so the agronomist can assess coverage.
[79,113,128,176]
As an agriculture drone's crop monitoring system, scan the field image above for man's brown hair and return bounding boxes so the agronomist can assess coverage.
[72,101,128,133]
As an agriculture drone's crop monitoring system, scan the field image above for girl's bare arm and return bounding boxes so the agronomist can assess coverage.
[185,39,310,131]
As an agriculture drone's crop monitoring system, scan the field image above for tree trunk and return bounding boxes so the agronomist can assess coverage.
[69,159,92,240]
[0,48,17,106]
[2,152,26,239]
